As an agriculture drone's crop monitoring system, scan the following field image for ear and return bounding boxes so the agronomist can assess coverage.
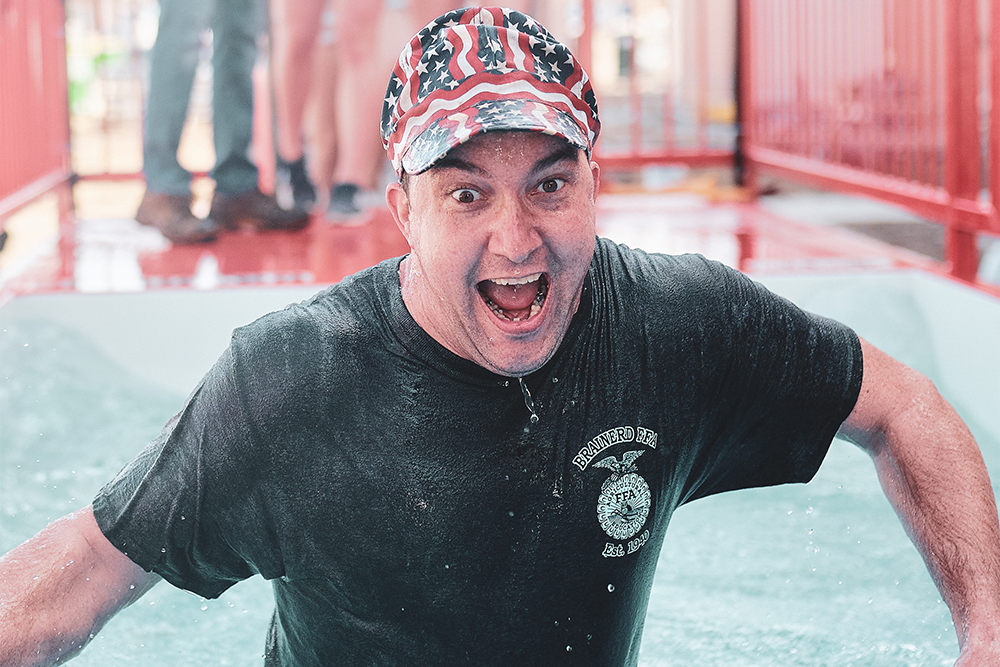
[385,182,411,242]
[589,160,601,201]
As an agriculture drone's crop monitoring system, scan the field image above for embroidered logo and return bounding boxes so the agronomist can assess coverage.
[594,450,651,542]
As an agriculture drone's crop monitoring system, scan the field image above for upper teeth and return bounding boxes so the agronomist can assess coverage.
[491,273,542,286]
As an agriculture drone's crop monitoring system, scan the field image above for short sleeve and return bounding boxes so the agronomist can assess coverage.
[92,344,264,598]
[668,259,863,503]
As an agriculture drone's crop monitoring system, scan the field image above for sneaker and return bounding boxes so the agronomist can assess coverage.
[209,186,310,232]
[328,182,363,218]
[274,155,317,212]
[135,191,218,244]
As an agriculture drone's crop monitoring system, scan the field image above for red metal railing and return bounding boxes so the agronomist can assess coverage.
[4,0,1000,286]
[739,0,1000,282]
[0,0,73,237]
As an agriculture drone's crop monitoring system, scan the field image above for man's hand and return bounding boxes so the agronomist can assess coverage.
[0,506,160,667]
[839,338,1000,660]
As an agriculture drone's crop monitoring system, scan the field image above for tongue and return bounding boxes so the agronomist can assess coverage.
[481,280,539,315]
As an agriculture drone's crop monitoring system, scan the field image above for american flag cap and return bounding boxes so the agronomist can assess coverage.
[381,6,601,176]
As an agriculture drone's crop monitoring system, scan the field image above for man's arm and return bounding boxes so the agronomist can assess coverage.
[838,337,1000,664]
[0,505,160,667]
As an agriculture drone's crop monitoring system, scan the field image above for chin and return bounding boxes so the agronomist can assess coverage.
[477,336,560,378]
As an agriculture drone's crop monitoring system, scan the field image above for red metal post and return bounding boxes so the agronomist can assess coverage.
[578,0,594,80]
[0,0,73,232]
[943,0,981,281]
[736,0,756,190]
[991,0,1000,234]
[695,0,709,150]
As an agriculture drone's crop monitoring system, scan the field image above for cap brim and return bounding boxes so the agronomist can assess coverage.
[400,98,590,175]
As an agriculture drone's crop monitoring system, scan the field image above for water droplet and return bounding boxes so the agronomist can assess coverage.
[587,634,592,641]
[508,511,514,517]
[200,601,208,611]
[160,548,167,553]
[607,584,615,592]
[566,645,572,652]
[554,620,559,626]
[129,584,136,590]
[445,564,450,569]
[552,377,559,383]
[529,414,539,423]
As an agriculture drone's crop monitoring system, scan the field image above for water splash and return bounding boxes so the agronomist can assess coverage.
[518,377,539,423]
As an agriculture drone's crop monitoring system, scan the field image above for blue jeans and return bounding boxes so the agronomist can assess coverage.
[142,0,260,195]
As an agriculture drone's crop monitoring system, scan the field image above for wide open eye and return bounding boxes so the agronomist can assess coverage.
[451,188,481,203]
[537,178,565,194]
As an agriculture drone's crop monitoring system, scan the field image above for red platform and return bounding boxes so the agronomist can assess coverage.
[1,189,997,305]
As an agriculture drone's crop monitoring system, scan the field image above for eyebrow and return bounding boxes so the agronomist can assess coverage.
[531,143,581,174]
[432,154,489,176]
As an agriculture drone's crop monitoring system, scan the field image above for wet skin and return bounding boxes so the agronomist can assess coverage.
[386,131,601,377]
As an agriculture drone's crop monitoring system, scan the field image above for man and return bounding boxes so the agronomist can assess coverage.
[135,0,309,243]
[2,7,999,666]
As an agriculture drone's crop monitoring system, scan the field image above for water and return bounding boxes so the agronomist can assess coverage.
[2,273,997,665]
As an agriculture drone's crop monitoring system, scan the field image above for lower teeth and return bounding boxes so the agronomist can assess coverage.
[488,300,543,322]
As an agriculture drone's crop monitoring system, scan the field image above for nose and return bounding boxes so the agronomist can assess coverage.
[487,199,542,264]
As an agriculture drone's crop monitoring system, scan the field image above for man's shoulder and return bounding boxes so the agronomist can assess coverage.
[249,260,393,325]
[229,259,400,360]
[592,236,738,296]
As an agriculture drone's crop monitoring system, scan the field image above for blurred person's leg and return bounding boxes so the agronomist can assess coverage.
[209,0,259,195]
[137,0,218,243]
[326,0,387,220]
[270,0,325,210]
[207,0,310,231]
[304,2,340,201]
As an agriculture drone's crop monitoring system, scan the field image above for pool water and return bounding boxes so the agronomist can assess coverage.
[1,272,997,666]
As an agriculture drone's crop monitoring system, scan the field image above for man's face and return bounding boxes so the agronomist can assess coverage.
[386,131,600,377]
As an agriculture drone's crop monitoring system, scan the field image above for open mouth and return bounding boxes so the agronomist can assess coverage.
[477,272,549,323]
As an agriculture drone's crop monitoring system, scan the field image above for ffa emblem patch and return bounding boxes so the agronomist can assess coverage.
[594,450,651,541]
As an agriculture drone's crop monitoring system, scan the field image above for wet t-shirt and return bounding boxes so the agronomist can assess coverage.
[93,237,863,666]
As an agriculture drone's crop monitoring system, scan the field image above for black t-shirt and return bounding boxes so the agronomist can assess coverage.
[93,238,863,666]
